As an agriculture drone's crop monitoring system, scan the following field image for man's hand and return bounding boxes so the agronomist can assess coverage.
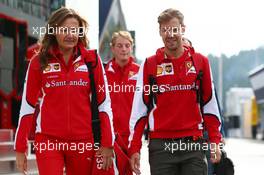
[16,152,27,174]
[96,147,114,171]
[130,152,141,175]
[210,143,222,163]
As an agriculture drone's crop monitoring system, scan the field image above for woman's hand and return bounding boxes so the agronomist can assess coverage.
[16,152,27,174]
[130,152,141,175]
[96,147,114,171]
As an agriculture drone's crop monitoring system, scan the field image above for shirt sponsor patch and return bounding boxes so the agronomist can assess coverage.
[185,61,196,74]
[156,63,174,77]
[45,79,88,88]
[157,65,163,76]
[128,71,138,80]
[74,63,88,72]
[43,63,61,73]
[164,63,173,74]
[129,71,135,78]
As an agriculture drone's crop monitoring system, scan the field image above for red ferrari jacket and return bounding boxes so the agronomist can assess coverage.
[105,58,139,146]
[14,44,115,153]
[129,47,222,155]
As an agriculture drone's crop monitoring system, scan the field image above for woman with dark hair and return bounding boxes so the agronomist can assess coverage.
[15,7,115,175]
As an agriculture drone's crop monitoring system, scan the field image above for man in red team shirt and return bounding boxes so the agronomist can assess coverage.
[105,31,140,175]
[129,8,222,175]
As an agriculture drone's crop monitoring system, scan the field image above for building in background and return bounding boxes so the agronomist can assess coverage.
[0,2,64,174]
[99,0,135,62]
[225,87,254,138]
[0,0,64,129]
[249,64,264,140]
[1,0,65,44]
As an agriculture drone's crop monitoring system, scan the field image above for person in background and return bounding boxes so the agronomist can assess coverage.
[105,31,140,175]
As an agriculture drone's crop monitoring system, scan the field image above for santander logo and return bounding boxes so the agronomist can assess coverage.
[45,79,88,88]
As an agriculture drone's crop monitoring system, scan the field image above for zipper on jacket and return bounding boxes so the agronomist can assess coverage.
[59,58,71,138]
[64,57,73,137]
[66,71,71,137]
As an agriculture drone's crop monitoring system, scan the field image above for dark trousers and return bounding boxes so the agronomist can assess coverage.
[148,138,208,175]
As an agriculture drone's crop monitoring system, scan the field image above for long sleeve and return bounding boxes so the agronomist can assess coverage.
[128,60,149,156]
[200,55,222,144]
[94,55,115,147]
[14,57,42,152]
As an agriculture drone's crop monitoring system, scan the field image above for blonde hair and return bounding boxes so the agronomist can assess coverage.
[38,7,88,69]
[110,31,134,46]
[158,8,184,26]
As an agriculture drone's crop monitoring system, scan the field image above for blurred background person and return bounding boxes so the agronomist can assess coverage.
[105,31,140,175]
